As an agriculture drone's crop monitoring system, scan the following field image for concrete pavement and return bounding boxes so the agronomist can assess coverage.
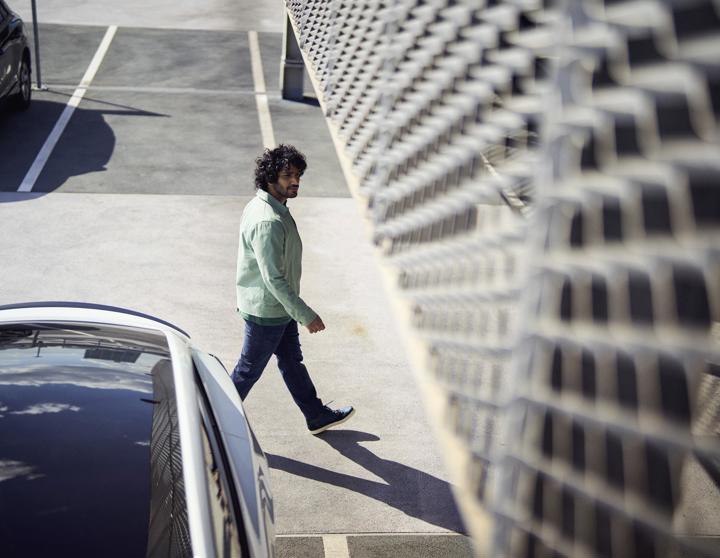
[0,1,471,555]
[12,0,285,32]
[0,192,465,536]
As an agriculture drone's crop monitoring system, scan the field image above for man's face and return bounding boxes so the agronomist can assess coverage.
[268,165,302,202]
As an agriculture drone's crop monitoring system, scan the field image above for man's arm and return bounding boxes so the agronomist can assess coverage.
[249,221,321,328]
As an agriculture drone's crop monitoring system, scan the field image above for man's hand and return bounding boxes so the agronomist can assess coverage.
[306,316,325,333]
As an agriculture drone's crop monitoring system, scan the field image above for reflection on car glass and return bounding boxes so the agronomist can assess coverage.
[0,325,184,558]
[146,358,193,558]
[0,323,170,357]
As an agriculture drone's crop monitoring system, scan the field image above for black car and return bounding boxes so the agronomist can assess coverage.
[0,0,30,111]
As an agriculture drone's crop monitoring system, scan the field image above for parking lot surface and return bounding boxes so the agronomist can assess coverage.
[1,2,472,556]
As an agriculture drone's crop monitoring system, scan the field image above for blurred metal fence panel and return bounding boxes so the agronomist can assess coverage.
[495,1,720,557]
[283,1,720,556]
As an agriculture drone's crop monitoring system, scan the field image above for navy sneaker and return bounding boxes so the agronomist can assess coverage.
[307,405,355,434]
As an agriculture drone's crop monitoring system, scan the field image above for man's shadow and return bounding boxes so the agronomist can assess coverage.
[265,429,466,533]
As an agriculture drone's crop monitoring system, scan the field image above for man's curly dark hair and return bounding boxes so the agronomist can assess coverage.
[254,144,307,190]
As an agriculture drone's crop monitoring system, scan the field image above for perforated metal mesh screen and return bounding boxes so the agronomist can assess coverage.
[284,1,720,556]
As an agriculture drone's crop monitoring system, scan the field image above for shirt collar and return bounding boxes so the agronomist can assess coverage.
[256,188,289,214]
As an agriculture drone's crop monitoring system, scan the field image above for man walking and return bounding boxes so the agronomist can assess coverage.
[232,144,355,434]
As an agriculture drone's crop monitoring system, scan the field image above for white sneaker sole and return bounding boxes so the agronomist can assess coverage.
[309,408,356,435]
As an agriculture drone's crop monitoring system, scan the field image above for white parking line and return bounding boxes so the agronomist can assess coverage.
[248,30,276,149]
[17,25,118,193]
[322,534,350,558]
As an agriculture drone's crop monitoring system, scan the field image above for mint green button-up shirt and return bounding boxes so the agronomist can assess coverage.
[235,189,318,326]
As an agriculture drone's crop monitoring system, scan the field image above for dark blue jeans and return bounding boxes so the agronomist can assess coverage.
[232,319,324,420]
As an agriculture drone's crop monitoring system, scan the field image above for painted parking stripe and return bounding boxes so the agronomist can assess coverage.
[17,25,118,193]
[248,30,276,149]
[322,534,350,558]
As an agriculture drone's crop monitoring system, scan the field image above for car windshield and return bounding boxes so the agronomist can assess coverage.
[0,322,191,558]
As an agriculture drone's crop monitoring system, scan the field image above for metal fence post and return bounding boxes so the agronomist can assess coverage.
[30,0,43,89]
[280,11,304,101]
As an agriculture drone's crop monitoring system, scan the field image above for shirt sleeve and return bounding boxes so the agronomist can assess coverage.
[248,221,318,326]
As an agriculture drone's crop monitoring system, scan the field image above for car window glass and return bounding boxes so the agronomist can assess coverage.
[200,417,245,557]
[0,322,191,558]
[146,358,193,558]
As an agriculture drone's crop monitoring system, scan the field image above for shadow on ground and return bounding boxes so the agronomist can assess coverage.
[266,429,467,533]
[0,92,166,198]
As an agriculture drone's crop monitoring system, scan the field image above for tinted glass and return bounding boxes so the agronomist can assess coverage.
[0,322,189,558]
[200,419,244,557]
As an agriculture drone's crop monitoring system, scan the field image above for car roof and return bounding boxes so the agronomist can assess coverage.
[0,301,190,338]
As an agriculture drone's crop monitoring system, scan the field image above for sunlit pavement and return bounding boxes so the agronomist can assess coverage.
[0,2,472,556]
